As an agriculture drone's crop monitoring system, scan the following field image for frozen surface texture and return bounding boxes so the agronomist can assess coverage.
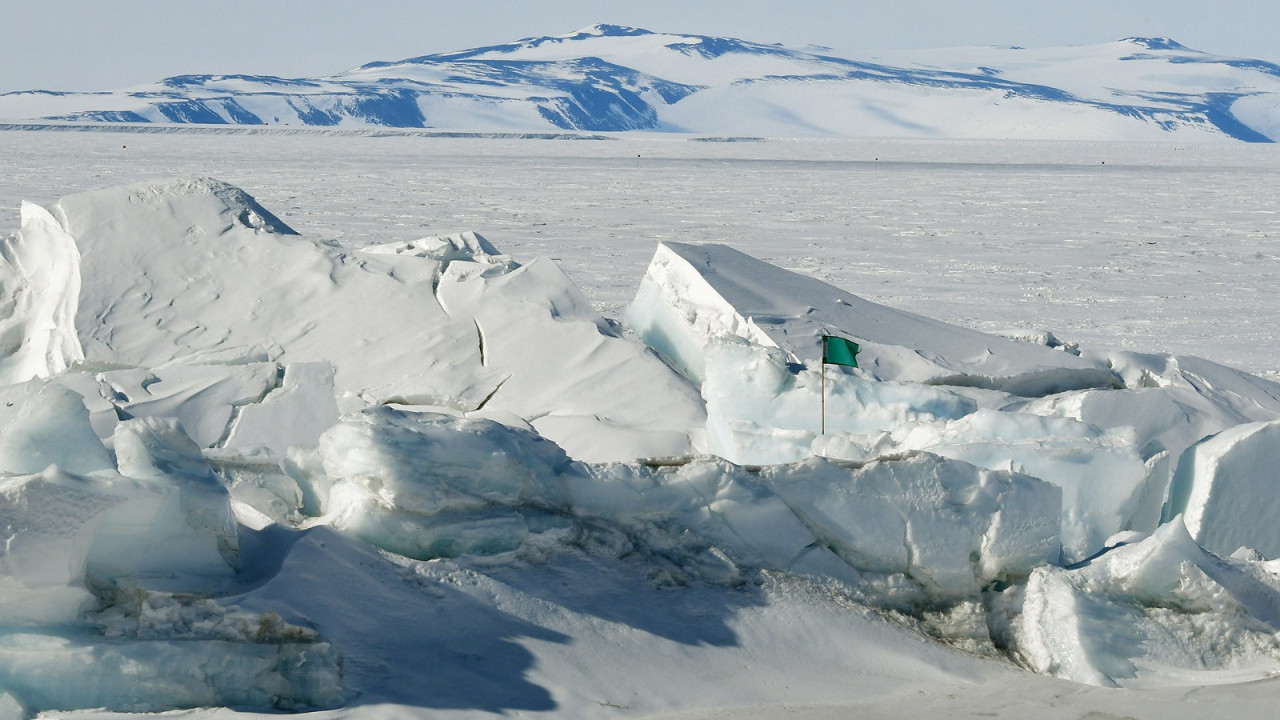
[317,407,1059,604]
[53,178,704,461]
[1165,420,1280,558]
[0,202,83,384]
[2,163,1280,718]
[630,240,1280,563]
[1014,519,1280,688]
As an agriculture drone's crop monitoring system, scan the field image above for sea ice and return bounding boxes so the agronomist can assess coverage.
[0,202,83,385]
[44,178,705,461]
[4,169,1280,716]
[88,418,240,583]
[0,383,114,476]
[0,468,120,625]
[1165,420,1280,558]
[627,241,1123,391]
[317,407,1060,603]
[1013,518,1280,687]
[701,338,977,464]
[629,240,1280,564]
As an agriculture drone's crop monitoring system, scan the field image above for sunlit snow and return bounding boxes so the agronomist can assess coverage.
[2,130,1280,719]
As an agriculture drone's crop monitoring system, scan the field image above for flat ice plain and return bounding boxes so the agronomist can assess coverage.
[4,130,1279,377]
[6,128,1280,720]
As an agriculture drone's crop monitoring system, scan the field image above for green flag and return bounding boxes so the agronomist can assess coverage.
[822,336,860,368]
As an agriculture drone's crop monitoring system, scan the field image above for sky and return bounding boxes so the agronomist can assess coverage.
[4,0,1279,93]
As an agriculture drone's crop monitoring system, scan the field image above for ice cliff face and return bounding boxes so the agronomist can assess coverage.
[3,25,1280,140]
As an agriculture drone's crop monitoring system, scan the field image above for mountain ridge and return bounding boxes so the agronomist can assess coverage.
[3,24,1279,141]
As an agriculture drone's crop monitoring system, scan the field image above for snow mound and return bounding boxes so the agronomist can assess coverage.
[48,178,704,461]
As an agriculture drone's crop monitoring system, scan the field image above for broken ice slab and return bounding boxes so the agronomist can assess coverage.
[1013,518,1280,687]
[1165,419,1280,559]
[89,418,241,583]
[0,202,84,386]
[317,408,1061,603]
[34,178,704,461]
[625,241,1122,392]
[0,469,121,626]
[0,628,339,712]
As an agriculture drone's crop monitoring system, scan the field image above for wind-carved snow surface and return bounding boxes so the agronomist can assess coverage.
[5,178,1280,715]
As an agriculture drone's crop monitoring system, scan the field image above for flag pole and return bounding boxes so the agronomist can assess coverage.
[820,335,827,436]
[819,335,859,437]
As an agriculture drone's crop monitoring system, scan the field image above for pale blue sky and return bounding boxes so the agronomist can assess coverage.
[4,0,1278,93]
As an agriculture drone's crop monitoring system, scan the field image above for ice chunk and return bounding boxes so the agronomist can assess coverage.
[225,361,340,454]
[433,254,707,461]
[205,446,306,526]
[1165,420,1280,558]
[0,692,24,720]
[284,445,330,518]
[626,241,1120,391]
[361,230,514,280]
[0,202,83,385]
[321,407,572,515]
[567,457,826,583]
[48,178,704,461]
[1013,518,1280,687]
[574,450,1060,602]
[1014,355,1280,539]
[99,360,280,448]
[87,418,240,582]
[0,383,113,476]
[702,339,975,465]
[0,468,121,626]
[762,453,1060,600]
[320,407,572,559]
[1101,350,1280,419]
[865,409,1151,563]
[317,409,1059,603]
[0,630,339,712]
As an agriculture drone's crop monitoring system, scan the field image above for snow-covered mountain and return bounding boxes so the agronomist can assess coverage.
[4,25,1280,141]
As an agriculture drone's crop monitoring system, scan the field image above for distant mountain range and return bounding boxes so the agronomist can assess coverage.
[4,25,1280,141]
